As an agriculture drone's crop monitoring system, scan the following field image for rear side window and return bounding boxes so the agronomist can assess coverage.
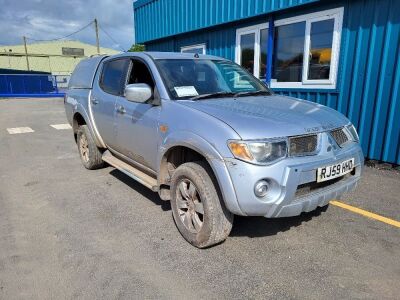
[100,59,130,95]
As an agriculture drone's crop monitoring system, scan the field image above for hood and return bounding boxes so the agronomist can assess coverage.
[178,95,349,139]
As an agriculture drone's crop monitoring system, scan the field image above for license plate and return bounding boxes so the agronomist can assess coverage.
[317,158,355,183]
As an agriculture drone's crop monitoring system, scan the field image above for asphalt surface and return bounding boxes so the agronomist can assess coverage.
[0,98,399,299]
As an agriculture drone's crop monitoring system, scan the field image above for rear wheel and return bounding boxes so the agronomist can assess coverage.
[170,161,233,248]
[76,125,104,170]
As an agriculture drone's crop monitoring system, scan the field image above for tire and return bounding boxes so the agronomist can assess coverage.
[76,125,104,170]
[170,161,233,248]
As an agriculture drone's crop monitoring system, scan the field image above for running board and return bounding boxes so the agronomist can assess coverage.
[102,150,158,192]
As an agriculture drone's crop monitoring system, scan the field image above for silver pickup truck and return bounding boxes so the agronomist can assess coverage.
[65,52,363,248]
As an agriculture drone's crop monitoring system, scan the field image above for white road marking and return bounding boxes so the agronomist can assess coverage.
[7,127,34,134]
[50,124,72,130]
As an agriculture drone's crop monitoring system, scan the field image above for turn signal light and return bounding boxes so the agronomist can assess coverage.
[228,142,253,161]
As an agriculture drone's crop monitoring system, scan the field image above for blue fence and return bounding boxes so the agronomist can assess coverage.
[0,74,68,98]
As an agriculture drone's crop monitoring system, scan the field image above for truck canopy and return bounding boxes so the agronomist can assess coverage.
[68,55,107,89]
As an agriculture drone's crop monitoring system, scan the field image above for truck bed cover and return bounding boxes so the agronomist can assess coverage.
[68,55,107,89]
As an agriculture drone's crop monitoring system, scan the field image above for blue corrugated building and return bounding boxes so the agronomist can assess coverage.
[134,0,400,165]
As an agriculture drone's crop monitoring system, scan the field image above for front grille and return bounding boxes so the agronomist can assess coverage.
[330,128,349,147]
[289,134,318,156]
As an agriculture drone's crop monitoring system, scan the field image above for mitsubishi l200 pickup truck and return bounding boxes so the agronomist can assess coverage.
[65,52,363,248]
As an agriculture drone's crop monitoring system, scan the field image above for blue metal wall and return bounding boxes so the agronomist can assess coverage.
[137,0,400,165]
[0,75,65,98]
[145,15,271,56]
[334,0,400,165]
[134,0,319,44]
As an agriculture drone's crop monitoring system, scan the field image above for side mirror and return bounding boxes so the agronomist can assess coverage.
[124,83,152,103]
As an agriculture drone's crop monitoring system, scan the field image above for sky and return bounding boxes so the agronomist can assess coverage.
[0,0,135,51]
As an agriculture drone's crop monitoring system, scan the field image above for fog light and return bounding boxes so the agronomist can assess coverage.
[254,180,270,198]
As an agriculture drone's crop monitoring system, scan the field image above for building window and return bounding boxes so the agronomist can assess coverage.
[235,8,343,89]
[235,23,268,79]
[271,7,343,89]
[259,28,268,80]
[307,19,335,80]
[272,21,306,83]
[239,33,255,74]
[180,43,206,54]
[62,47,85,56]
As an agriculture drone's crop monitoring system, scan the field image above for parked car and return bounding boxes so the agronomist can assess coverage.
[65,52,364,248]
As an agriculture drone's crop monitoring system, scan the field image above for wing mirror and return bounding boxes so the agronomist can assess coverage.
[124,83,152,103]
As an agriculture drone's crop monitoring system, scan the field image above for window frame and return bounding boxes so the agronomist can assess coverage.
[99,58,131,96]
[234,8,343,89]
[235,23,268,79]
[180,43,206,54]
[271,7,343,89]
[124,57,160,102]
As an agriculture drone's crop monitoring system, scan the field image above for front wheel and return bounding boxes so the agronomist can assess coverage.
[170,161,233,248]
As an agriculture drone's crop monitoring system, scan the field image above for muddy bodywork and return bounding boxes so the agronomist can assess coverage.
[65,52,364,217]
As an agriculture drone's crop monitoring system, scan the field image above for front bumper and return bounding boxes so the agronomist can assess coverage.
[223,138,364,218]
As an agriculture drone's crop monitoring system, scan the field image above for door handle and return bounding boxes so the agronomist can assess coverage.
[91,98,99,105]
[116,105,126,114]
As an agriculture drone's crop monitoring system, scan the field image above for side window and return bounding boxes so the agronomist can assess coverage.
[127,59,155,90]
[100,59,130,95]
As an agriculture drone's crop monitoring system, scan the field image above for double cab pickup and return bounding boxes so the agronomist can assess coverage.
[65,52,363,248]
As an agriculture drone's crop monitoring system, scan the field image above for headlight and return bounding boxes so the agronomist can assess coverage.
[346,124,359,142]
[228,139,287,165]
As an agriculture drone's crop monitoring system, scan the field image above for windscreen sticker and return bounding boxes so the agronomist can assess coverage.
[174,86,199,97]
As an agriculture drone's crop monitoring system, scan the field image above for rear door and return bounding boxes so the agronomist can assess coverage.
[114,58,161,171]
[91,58,130,148]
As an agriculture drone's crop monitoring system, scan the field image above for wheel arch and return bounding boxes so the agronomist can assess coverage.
[72,112,86,141]
[157,132,243,215]
[72,107,105,148]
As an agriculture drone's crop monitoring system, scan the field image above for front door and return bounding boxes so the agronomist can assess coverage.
[114,58,161,171]
[91,58,130,148]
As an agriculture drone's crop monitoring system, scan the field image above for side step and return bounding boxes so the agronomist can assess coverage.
[102,150,158,192]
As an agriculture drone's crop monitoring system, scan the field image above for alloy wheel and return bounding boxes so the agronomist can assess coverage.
[176,179,204,233]
[79,134,89,163]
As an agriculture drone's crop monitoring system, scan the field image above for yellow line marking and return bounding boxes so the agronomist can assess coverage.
[330,200,400,228]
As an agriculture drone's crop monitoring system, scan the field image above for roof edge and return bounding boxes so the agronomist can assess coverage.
[133,0,155,9]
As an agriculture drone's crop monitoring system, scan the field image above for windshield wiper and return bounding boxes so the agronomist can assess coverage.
[191,91,237,100]
[233,90,272,97]
[190,90,271,100]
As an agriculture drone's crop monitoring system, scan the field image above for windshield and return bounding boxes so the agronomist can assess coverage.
[155,59,272,100]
